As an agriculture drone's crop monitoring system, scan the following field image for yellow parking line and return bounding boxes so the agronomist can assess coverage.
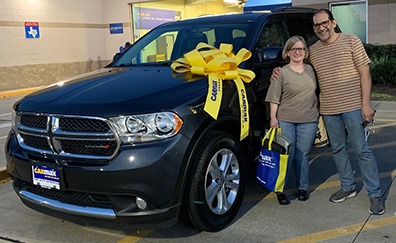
[371,141,396,149]
[0,86,42,98]
[375,119,396,122]
[276,216,396,243]
[0,136,7,139]
[373,122,396,129]
[117,230,152,243]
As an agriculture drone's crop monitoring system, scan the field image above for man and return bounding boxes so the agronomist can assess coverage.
[271,9,384,215]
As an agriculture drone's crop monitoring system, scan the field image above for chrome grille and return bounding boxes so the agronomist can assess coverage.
[20,133,52,151]
[59,118,111,133]
[20,115,48,129]
[16,113,119,162]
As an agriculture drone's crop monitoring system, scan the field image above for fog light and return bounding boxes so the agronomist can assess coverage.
[136,197,147,210]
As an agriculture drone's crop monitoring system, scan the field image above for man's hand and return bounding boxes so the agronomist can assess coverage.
[270,67,281,82]
[362,105,375,122]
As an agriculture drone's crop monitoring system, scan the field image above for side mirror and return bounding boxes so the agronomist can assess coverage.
[113,52,121,62]
[253,47,285,68]
[262,47,283,62]
[113,42,131,62]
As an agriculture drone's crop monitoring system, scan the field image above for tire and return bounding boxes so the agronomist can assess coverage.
[181,131,247,232]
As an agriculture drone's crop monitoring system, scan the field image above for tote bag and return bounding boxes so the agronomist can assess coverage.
[256,128,291,193]
[314,115,329,147]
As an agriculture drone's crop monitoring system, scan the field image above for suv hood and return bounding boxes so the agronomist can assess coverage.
[16,67,207,117]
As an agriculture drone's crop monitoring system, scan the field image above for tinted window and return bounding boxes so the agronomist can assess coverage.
[256,20,287,49]
[285,16,318,47]
[113,23,251,66]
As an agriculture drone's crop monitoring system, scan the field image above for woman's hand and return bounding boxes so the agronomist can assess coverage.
[270,117,279,128]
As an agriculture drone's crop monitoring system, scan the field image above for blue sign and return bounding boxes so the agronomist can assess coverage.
[110,23,124,34]
[25,22,40,39]
[244,0,292,11]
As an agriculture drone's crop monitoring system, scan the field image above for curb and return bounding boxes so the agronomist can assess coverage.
[0,86,42,98]
[0,166,10,183]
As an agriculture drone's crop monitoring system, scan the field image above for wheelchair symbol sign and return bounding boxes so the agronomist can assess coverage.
[25,22,40,39]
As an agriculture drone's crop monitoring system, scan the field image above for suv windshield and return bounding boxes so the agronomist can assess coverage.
[113,22,251,67]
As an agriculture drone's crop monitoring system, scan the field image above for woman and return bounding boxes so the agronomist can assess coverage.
[265,36,319,205]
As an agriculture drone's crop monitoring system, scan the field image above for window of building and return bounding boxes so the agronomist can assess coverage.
[330,1,367,43]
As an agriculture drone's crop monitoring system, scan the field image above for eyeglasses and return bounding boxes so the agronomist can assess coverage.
[313,20,331,30]
[290,48,305,53]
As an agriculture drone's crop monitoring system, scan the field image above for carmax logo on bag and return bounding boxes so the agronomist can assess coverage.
[259,153,275,169]
[260,154,272,163]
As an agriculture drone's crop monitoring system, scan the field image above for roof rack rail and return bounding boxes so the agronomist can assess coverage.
[271,7,318,13]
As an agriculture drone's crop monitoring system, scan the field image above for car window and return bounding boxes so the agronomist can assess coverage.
[113,23,250,67]
[256,20,287,49]
[285,16,319,47]
[139,31,178,63]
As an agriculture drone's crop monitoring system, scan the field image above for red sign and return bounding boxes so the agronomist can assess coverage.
[25,22,39,27]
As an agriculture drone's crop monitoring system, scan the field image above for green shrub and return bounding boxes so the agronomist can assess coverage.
[364,43,396,60]
[364,44,396,86]
[370,56,396,86]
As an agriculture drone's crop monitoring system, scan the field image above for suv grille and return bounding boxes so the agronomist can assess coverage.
[59,118,110,133]
[20,133,52,151]
[15,113,119,162]
[20,115,48,129]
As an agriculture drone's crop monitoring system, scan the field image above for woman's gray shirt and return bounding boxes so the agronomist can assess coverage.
[265,64,319,123]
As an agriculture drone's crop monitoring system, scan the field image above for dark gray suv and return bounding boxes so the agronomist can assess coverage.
[6,8,319,231]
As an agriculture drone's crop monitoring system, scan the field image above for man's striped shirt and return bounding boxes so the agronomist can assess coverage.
[309,33,370,115]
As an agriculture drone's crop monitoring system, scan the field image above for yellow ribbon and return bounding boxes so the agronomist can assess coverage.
[171,43,255,140]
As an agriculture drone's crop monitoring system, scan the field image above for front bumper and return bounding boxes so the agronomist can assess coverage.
[6,131,190,228]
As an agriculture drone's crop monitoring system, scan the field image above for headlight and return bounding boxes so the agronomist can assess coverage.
[12,109,19,131]
[110,112,183,143]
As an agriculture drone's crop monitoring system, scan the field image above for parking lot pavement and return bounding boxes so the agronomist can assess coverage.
[1,93,395,242]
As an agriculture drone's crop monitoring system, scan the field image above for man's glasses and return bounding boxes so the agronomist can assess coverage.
[313,20,331,30]
[290,48,305,53]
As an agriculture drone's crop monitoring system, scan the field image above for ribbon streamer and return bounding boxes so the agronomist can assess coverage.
[171,43,255,140]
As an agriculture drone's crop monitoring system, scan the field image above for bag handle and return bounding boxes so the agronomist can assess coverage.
[262,128,283,150]
[262,127,276,150]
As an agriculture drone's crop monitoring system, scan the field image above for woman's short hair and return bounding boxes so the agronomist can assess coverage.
[282,35,309,61]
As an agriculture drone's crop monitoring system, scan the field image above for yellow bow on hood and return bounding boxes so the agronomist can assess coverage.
[171,42,255,140]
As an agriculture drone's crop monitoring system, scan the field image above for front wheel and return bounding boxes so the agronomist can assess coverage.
[181,131,246,232]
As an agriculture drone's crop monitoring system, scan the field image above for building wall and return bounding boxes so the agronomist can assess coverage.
[368,0,396,44]
[0,0,109,91]
[293,0,396,45]
[0,0,241,92]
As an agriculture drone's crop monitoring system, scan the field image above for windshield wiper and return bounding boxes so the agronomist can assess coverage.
[116,61,173,67]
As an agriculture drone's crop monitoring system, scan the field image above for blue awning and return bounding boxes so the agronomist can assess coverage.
[243,0,292,12]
